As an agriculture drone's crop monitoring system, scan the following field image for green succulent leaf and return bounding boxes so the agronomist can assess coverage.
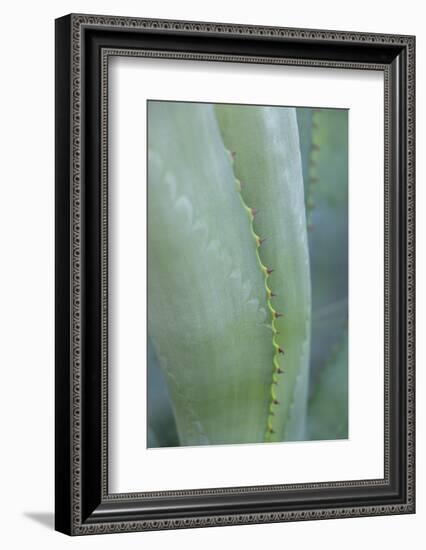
[307,330,348,440]
[147,335,179,447]
[295,107,314,215]
[148,101,275,445]
[215,104,311,442]
[297,108,348,392]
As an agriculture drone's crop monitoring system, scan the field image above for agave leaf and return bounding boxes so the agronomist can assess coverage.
[147,335,179,447]
[297,108,348,391]
[215,104,311,442]
[307,329,348,439]
[295,108,314,213]
[148,101,274,445]
[147,424,160,448]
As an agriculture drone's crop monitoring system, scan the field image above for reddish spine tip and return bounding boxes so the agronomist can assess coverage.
[266,267,274,275]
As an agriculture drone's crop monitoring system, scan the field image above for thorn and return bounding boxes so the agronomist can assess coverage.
[270,291,277,298]
[277,368,284,374]
[258,237,266,246]
[269,427,275,434]
[278,347,284,355]
[266,267,274,275]
[273,399,280,405]
[251,208,258,217]
[230,151,237,160]
[274,312,283,319]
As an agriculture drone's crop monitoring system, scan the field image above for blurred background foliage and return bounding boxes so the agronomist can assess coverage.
[297,108,348,440]
[147,105,348,447]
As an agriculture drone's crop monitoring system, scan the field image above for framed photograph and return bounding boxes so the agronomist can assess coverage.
[55,14,415,535]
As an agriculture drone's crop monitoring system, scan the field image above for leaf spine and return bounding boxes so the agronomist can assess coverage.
[226,147,285,443]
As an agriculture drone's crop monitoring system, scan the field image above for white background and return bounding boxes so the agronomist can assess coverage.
[0,0,422,548]
[110,59,384,492]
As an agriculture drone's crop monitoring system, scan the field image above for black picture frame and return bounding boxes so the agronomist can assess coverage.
[55,13,415,535]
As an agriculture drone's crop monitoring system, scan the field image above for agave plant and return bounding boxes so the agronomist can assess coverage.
[147,101,348,447]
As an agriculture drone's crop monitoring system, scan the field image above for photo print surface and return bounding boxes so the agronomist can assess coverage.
[147,101,348,448]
